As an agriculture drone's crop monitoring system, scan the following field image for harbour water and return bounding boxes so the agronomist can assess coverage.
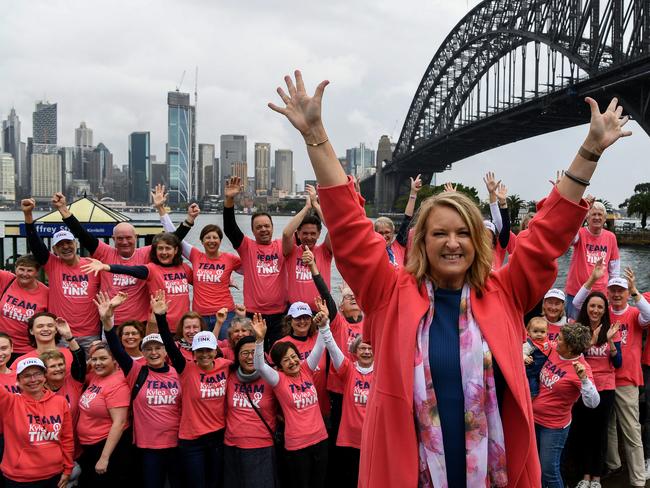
[2,210,649,301]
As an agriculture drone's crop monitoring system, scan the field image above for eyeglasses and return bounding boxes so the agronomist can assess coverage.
[343,295,356,301]
[20,371,45,380]
[239,350,255,358]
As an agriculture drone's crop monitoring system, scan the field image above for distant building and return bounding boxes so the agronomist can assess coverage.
[304,179,317,190]
[150,161,168,189]
[231,162,248,190]
[376,135,393,167]
[338,157,350,174]
[254,142,271,195]
[31,153,61,202]
[198,143,215,196]
[129,132,150,204]
[346,143,375,178]
[110,165,129,202]
[167,91,195,204]
[274,149,293,193]
[58,147,75,196]
[75,121,93,148]
[89,143,113,196]
[32,101,57,153]
[0,153,16,203]
[2,108,26,198]
[220,135,246,195]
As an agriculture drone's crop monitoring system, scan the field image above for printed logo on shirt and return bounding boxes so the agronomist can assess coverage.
[256,252,280,276]
[586,343,609,357]
[27,414,62,444]
[353,378,370,405]
[79,384,101,409]
[294,258,312,282]
[232,383,265,408]
[163,272,189,295]
[346,329,361,348]
[289,381,318,409]
[585,244,608,266]
[196,263,226,283]
[539,361,567,390]
[144,379,179,405]
[548,331,560,342]
[2,294,38,322]
[619,323,628,345]
[112,274,137,287]
[3,384,20,394]
[199,371,226,398]
[61,274,90,297]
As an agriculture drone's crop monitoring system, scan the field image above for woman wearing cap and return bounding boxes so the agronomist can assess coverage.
[152,289,232,488]
[270,71,631,486]
[567,290,621,488]
[95,291,182,488]
[13,312,74,376]
[0,357,74,488]
[252,300,340,488]
[76,341,132,487]
[117,321,146,364]
[542,289,568,342]
[532,323,599,488]
[81,232,193,333]
[224,335,278,488]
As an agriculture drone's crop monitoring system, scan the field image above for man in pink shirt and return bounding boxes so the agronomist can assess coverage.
[282,184,332,311]
[50,189,191,324]
[223,176,287,350]
[565,201,620,318]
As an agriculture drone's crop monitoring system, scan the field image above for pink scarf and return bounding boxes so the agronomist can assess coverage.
[414,281,508,487]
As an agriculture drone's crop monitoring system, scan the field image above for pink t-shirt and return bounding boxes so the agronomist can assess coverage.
[55,377,83,427]
[533,349,593,429]
[327,314,363,394]
[610,306,645,386]
[584,330,620,391]
[275,334,329,416]
[0,271,49,353]
[336,359,373,449]
[145,263,193,332]
[225,375,277,449]
[178,359,232,440]
[13,348,74,377]
[126,362,181,448]
[94,243,151,323]
[565,227,619,295]
[76,371,130,445]
[237,237,287,314]
[0,371,18,435]
[44,256,101,338]
[189,248,241,315]
[546,319,566,343]
[387,240,406,269]
[272,362,327,451]
[286,244,332,311]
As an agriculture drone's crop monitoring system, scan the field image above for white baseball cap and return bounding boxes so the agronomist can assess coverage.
[52,230,75,246]
[544,288,566,301]
[483,220,496,235]
[607,277,628,289]
[192,331,218,351]
[140,334,164,349]
[287,302,312,318]
[16,357,46,376]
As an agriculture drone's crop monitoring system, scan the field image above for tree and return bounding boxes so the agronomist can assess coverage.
[527,200,538,212]
[621,183,650,228]
[598,199,614,213]
[506,194,525,225]
[393,183,480,212]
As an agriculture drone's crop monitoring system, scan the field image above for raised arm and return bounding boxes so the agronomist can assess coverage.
[304,247,337,319]
[223,176,245,249]
[153,184,194,245]
[282,195,312,256]
[53,192,100,254]
[484,172,503,233]
[95,291,133,375]
[313,297,344,369]
[251,313,279,386]
[151,291,186,373]
[22,199,50,265]
[80,258,149,280]
[54,318,86,383]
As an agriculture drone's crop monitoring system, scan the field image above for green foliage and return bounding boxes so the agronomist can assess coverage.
[621,183,650,229]
[506,194,525,225]
[394,183,480,212]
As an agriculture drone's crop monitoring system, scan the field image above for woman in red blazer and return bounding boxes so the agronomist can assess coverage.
[269,71,631,487]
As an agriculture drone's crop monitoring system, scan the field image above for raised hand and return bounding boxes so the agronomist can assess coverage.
[150,290,168,315]
[584,194,595,208]
[495,182,508,205]
[187,203,200,223]
[268,70,329,137]
[301,245,314,266]
[443,182,457,193]
[410,174,423,194]
[352,175,361,194]
[21,198,35,214]
[109,291,128,310]
[54,318,73,339]
[306,184,318,208]
[235,304,246,318]
[80,258,109,277]
[224,176,243,200]
[607,322,620,341]
[548,170,564,187]
[151,184,168,209]
[93,291,114,323]
[483,172,499,195]
[584,97,632,155]
[313,296,329,327]
[251,313,267,341]
[589,257,606,283]
[625,267,638,295]
[572,361,587,380]
[216,307,228,323]
[51,192,67,211]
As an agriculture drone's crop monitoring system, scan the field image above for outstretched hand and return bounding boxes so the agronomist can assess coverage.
[269,70,329,137]
[224,176,243,200]
[584,97,632,154]
[443,182,457,193]
[80,258,108,277]
[483,172,499,194]
[150,290,169,315]
[151,184,168,209]
[410,174,423,194]
[313,296,329,327]
[607,322,620,341]
[251,313,267,341]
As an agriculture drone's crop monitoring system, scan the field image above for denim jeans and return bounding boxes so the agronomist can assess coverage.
[223,445,276,488]
[565,294,577,320]
[536,423,570,488]
[178,430,224,488]
[203,312,235,340]
[140,447,182,488]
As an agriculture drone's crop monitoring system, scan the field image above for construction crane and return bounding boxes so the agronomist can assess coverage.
[176,70,186,92]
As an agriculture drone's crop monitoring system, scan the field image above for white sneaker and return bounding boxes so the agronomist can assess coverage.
[590,481,602,488]
[575,481,590,488]
[645,458,650,480]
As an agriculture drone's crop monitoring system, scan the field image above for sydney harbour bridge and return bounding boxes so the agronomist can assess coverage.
[363,0,650,211]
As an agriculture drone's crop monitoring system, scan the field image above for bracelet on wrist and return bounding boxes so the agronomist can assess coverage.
[578,145,601,162]
[564,170,590,187]
[306,138,328,147]
[184,219,194,227]
[65,336,75,342]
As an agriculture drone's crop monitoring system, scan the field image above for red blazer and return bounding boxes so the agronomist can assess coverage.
[319,178,587,488]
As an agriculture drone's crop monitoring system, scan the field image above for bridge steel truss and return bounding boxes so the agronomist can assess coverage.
[371,0,650,210]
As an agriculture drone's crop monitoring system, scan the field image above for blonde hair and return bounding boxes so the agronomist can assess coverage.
[405,191,493,291]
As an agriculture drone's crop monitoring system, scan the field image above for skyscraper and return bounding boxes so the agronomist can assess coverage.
[254,143,271,195]
[2,108,25,197]
[89,143,113,195]
[198,143,215,196]
[231,162,248,191]
[167,91,195,204]
[0,153,16,203]
[58,147,75,196]
[74,121,94,179]
[32,101,57,153]
[129,132,150,204]
[219,135,246,195]
[75,122,93,148]
[346,143,375,178]
[274,149,293,193]
[31,153,62,202]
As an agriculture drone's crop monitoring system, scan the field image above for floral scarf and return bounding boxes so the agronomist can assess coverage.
[414,281,508,488]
